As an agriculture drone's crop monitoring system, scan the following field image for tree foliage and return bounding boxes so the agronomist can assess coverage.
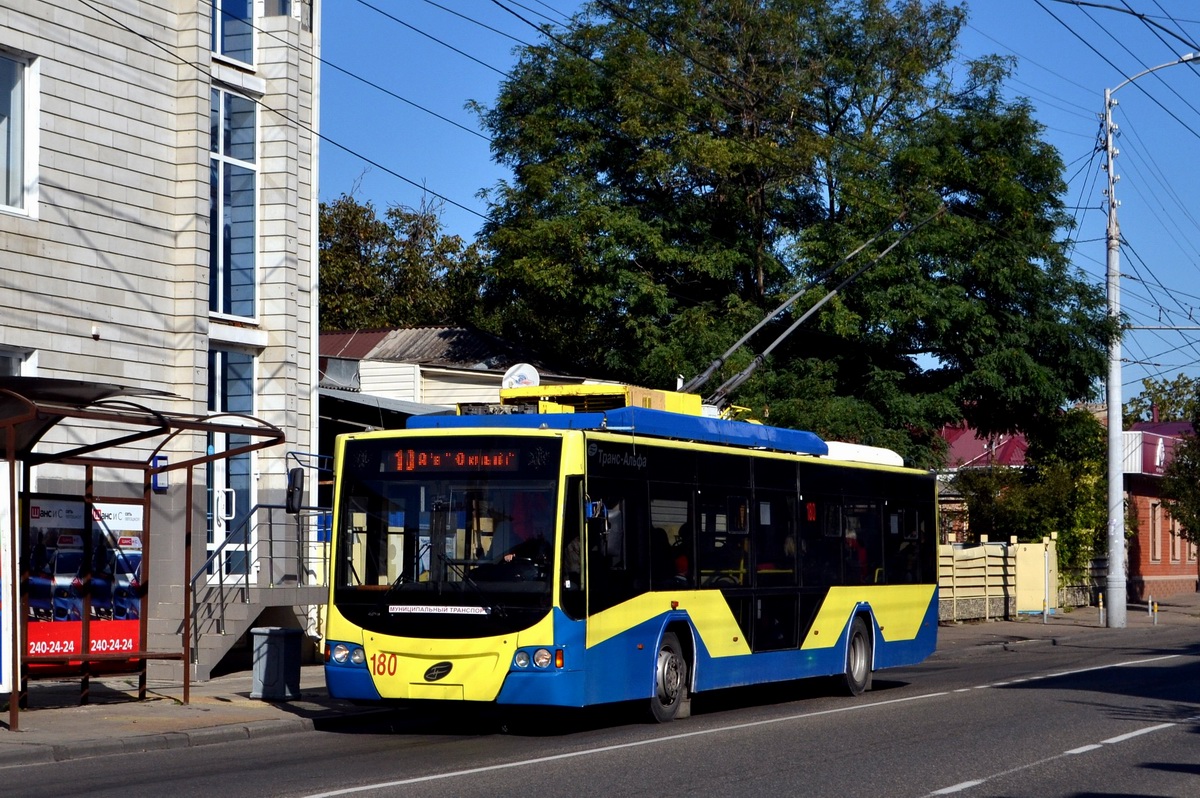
[318,194,484,331]
[951,408,1107,578]
[472,0,1116,466]
[1124,373,1200,426]
[1161,397,1200,542]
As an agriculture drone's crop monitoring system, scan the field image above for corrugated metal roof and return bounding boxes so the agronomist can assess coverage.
[325,327,549,371]
[1130,420,1193,437]
[941,424,1028,469]
[319,330,393,360]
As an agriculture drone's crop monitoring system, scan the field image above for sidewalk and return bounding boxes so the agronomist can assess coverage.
[0,663,388,768]
[3,592,1200,769]
[934,591,1200,657]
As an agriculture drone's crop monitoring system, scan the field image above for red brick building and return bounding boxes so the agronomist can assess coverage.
[939,420,1198,602]
[1124,422,1198,602]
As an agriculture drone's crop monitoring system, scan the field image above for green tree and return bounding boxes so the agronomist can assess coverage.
[1161,419,1200,543]
[1124,374,1200,426]
[951,408,1106,578]
[318,194,484,331]
[1022,409,1108,577]
[474,0,1116,466]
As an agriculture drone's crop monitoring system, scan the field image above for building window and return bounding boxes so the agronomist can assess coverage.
[1149,503,1161,563]
[1,52,27,211]
[1170,516,1182,563]
[209,88,257,319]
[0,348,29,376]
[211,0,254,66]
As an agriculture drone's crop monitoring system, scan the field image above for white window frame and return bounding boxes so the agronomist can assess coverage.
[1149,502,1161,563]
[206,345,260,583]
[1170,515,1182,563]
[212,0,256,68]
[0,347,35,376]
[0,49,39,218]
[209,85,259,322]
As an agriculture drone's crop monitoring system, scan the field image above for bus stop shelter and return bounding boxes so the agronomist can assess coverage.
[0,376,285,732]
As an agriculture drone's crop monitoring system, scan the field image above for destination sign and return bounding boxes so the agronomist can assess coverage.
[386,447,520,473]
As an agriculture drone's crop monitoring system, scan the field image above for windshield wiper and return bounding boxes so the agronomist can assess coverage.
[436,551,505,618]
[382,541,429,600]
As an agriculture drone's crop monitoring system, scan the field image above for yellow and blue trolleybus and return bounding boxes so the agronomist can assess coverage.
[323,387,938,722]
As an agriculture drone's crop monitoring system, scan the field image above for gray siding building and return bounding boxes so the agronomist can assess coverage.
[1,0,322,680]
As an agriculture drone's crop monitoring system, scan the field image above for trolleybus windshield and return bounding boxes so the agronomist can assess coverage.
[333,435,562,635]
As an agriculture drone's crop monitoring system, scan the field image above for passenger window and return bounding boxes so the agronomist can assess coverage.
[753,494,797,586]
[696,495,748,587]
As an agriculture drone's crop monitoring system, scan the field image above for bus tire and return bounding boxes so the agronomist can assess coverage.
[844,616,873,696]
[649,632,687,723]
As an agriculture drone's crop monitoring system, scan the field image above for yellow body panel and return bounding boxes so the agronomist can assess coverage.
[587,590,752,657]
[802,584,935,649]
[499,384,703,415]
[327,606,557,701]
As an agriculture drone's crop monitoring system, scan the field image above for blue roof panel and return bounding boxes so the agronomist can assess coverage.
[406,406,828,456]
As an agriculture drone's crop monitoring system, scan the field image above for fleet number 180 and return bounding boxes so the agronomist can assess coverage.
[370,652,397,676]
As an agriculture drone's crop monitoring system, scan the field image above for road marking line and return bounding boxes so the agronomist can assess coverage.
[300,691,951,798]
[930,779,985,794]
[1039,653,1177,682]
[302,653,1191,798]
[925,719,1185,796]
[1065,744,1102,754]
[1102,722,1177,744]
[922,654,1193,796]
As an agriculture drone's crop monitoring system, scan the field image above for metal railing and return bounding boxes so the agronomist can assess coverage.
[189,502,330,659]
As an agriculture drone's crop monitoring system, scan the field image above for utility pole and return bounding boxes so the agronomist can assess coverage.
[1103,85,1126,628]
[1101,53,1196,629]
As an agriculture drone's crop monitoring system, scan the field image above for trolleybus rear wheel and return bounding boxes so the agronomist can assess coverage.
[844,616,873,696]
[649,632,687,722]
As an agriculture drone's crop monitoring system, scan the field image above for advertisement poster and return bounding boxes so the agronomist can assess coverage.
[24,495,143,669]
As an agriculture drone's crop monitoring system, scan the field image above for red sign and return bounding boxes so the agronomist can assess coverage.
[26,620,139,659]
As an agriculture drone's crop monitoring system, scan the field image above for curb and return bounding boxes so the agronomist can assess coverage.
[0,717,319,769]
[0,744,55,767]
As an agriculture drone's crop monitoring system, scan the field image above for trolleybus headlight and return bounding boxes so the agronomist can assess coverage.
[331,643,350,663]
[514,650,530,668]
[532,648,552,668]
[349,647,366,665]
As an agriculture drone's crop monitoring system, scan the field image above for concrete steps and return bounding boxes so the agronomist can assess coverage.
[191,584,326,680]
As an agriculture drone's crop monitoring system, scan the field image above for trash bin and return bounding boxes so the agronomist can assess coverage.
[250,626,302,701]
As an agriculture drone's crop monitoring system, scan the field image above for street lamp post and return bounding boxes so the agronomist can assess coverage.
[1102,53,1195,629]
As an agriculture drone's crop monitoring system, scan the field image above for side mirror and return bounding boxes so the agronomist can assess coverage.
[285,467,305,514]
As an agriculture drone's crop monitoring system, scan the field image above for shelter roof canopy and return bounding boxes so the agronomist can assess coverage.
[0,377,283,469]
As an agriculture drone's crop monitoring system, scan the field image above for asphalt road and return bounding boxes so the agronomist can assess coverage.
[7,624,1200,798]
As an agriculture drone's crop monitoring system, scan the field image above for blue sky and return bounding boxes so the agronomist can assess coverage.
[318,1,1200,402]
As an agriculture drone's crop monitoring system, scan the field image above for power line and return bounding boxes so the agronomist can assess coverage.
[355,0,510,76]
[1039,0,1200,140]
[321,59,490,142]
[82,0,492,221]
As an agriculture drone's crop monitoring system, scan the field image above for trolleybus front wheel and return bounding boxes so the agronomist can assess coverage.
[649,632,687,723]
[844,616,873,696]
